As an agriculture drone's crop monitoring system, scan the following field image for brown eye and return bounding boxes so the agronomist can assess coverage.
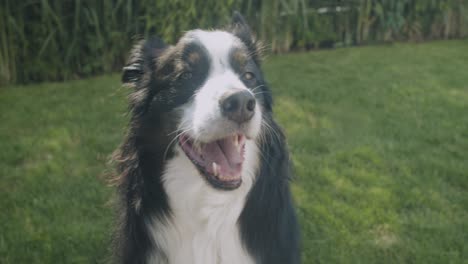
[242,72,255,81]
[181,72,192,80]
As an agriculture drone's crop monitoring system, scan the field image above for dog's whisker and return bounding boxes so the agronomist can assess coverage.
[251,84,265,93]
[167,118,191,136]
[252,91,268,96]
[162,127,194,161]
[261,119,282,145]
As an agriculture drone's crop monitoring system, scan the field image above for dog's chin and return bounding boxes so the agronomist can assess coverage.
[178,133,249,190]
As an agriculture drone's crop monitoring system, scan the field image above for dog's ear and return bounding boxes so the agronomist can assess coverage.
[230,11,262,64]
[122,37,167,86]
[231,11,253,43]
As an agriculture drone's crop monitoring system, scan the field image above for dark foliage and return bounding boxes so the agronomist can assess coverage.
[1,0,467,85]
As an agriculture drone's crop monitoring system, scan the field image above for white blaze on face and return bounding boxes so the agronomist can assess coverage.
[178,30,262,142]
[151,30,262,264]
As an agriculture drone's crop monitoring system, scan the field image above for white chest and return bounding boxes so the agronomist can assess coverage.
[148,204,254,264]
[147,142,258,264]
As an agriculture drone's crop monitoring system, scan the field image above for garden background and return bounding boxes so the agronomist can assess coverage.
[1,0,467,263]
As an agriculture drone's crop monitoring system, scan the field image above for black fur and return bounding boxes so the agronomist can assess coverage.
[239,113,300,263]
[112,12,300,264]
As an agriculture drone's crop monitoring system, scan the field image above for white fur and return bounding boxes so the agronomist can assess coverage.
[179,30,262,142]
[147,141,258,264]
[146,30,263,264]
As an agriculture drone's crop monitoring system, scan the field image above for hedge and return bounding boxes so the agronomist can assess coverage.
[1,0,467,85]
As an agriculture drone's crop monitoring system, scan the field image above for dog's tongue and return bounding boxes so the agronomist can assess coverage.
[202,135,245,179]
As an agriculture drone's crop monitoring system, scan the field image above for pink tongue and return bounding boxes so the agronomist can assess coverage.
[218,137,244,164]
[202,139,243,178]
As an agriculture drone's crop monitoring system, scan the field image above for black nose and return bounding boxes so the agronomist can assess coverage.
[220,90,256,124]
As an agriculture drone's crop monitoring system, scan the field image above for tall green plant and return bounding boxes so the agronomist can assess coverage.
[0,2,15,85]
[1,0,467,86]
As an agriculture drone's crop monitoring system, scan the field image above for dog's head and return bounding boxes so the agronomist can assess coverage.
[122,13,272,191]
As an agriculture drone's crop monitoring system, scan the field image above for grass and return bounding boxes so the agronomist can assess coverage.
[1,40,467,263]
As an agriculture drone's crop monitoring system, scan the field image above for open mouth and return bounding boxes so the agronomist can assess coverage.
[178,133,246,190]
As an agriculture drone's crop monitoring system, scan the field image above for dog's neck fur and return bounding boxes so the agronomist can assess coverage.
[146,140,259,264]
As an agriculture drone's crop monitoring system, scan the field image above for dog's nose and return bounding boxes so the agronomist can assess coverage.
[220,90,256,124]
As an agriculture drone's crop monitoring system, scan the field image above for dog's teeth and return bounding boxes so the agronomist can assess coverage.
[233,135,239,147]
[212,162,219,176]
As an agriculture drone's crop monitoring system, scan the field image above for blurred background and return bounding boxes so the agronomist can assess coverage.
[1,0,467,263]
[2,0,468,85]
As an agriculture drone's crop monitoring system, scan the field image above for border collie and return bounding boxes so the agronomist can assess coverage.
[112,12,300,264]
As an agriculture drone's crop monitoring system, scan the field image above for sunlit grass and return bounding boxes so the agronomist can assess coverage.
[1,40,467,263]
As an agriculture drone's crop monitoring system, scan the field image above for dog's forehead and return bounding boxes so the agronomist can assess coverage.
[181,30,245,61]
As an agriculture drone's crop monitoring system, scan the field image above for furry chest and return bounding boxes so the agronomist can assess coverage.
[149,218,254,264]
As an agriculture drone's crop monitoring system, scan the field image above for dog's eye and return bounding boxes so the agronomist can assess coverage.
[181,72,192,80]
[242,72,255,81]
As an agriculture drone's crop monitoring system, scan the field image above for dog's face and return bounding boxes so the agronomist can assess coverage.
[123,14,271,191]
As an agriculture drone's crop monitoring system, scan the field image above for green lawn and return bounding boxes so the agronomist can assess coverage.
[1,40,467,263]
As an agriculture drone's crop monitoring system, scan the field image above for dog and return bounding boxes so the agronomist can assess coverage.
[112,12,300,264]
